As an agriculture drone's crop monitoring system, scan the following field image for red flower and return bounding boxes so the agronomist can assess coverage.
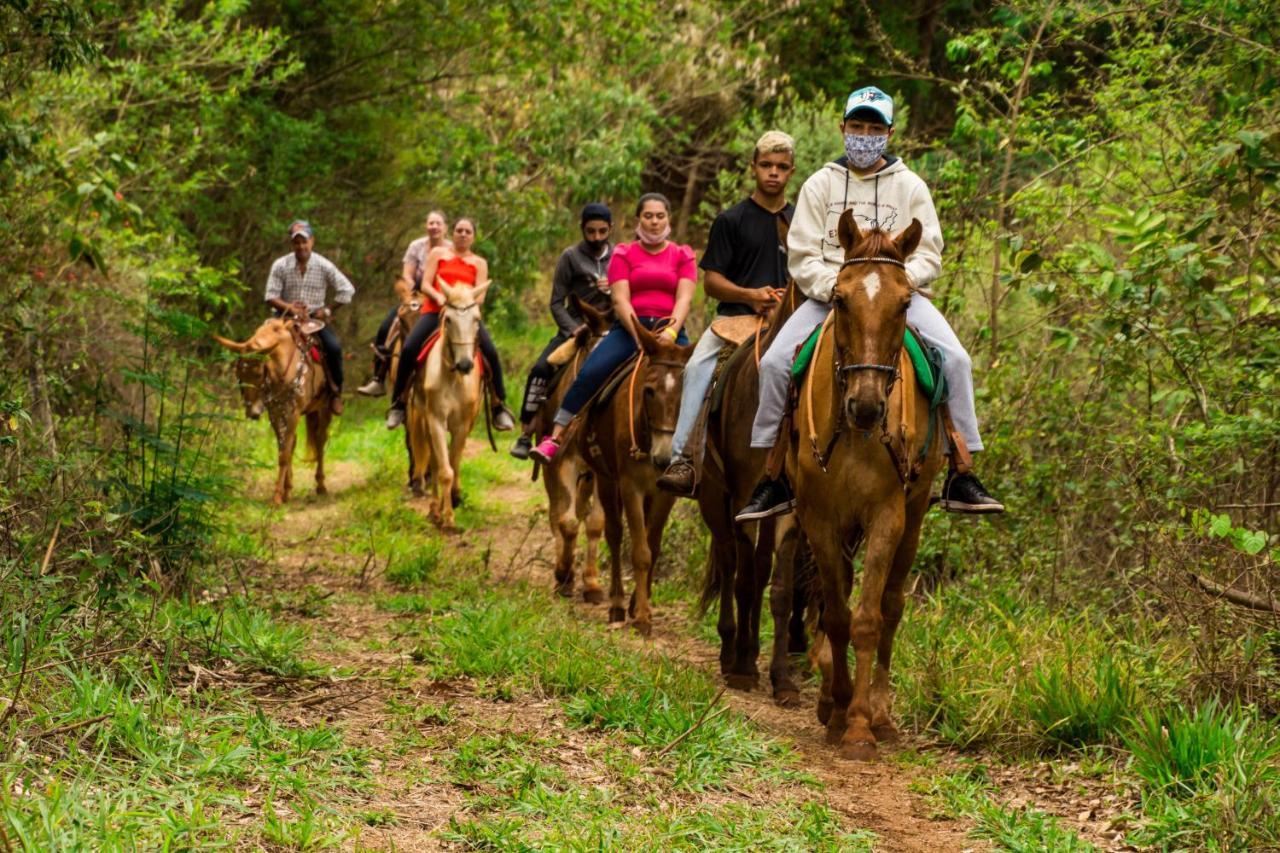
[114,191,124,201]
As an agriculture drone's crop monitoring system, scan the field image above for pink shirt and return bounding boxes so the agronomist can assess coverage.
[607,241,697,318]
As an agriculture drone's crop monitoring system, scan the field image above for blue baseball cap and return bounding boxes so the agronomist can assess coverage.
[843,86,894,126]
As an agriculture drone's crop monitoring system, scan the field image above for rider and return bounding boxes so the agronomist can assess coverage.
[510,203,615,460]
[384,217,516,431]
[357,210,451,396]
[735,86,1004,521]
[529,193,695,464]
[656,131,797,496]
[265,220,356,415]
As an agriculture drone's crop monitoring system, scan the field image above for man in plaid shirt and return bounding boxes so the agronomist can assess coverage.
[265,220,357,414]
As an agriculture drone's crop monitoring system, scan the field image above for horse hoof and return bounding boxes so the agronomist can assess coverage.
[315,485,328,496]
[871,723,901,744]
[841,740,878,762]
[816,699,834,726]
[554,582,573,599]
[774,688,802,708]
[451,491,464,509]
[607,607,627,625]
[631,620,652,637]
[725,673,757,692]
[582,588,605,604]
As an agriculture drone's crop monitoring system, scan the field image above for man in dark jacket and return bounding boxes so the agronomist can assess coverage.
[510,203,614,459]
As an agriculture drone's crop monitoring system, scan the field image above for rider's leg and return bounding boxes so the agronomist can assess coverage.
[388,313,440,413]
[316,326,344,390]
[905,295,1002,513]
[670,331,725,459]
[906,294,982,452]
[477,323,514,430]
[520,333,569,429]
[749,299,832,449]
[358,307,399,395]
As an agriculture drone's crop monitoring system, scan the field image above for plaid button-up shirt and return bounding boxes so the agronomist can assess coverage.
[265,252,356,310]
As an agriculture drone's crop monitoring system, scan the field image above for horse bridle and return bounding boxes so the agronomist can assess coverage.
[442,302,480,360]
[833,256,907,393]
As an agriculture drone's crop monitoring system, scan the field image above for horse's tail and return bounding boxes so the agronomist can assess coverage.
[698,546,723,615]
[302,411,323,462]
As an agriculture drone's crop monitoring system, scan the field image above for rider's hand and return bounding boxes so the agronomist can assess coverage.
[310,306,332,321]
[660,325,679,342]
[746,287,778,315]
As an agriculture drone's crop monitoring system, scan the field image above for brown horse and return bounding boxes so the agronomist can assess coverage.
[789,211,943,760]
[577,324,693,634]
[532,297,613,602]
[215,318,333,504]
[385,278,432,494]
[406,280,489,530]
[698,280,811,704]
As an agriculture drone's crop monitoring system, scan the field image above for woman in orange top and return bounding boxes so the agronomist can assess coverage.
[385,218,515,430]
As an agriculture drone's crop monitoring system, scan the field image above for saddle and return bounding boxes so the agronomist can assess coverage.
[290,319,332,380]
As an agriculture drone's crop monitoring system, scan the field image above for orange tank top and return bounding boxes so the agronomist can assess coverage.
[422,254,479,314]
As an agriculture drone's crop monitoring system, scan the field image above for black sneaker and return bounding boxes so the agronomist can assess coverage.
[510,433,533,460]
[734,476,795,523]
[939,472,1005,514]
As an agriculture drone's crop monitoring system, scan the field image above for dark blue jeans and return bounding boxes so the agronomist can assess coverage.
[315,325,343,389]
[520,331,570,424]
[554,318,687,426]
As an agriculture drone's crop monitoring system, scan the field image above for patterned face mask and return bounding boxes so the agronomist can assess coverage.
[844,133,888,169]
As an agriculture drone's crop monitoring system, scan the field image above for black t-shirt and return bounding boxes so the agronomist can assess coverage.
[700,197,795,317]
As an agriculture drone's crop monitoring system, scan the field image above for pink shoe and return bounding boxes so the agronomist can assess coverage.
[530,436,560,464]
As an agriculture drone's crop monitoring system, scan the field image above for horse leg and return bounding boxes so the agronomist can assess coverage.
[727,520,762,690]
[598,482,627,625]
[432,416,458,530]
[843,510,904,761]
[272,414,298,505]
[633,490,676,636]
[700,488,739,678]
[407,404,431,501]
[623,488,655,636]
[809,533,853,745]
[870,499,928,743]
[547,459,577,597]
[447,412,467,512]
[768,516,802,706]
[577,472,606,604]
[309,411,329,496]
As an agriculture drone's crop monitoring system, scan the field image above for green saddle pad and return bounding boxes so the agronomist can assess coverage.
[790,323,944,406]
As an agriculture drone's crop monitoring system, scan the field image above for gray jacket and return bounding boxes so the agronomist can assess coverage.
[550,241,613,335]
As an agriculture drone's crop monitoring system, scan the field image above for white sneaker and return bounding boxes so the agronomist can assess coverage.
[357,378,386,396]
[386,407,405,430]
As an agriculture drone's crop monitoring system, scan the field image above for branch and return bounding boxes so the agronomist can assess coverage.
[1191,574,1279,614]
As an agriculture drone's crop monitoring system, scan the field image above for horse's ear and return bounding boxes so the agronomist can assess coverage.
[470,282,491,303]
[439,280,457,303]
[894,218,922,259]
[634,322,658,355]
[394,277,412,300]
[837,209,861,254]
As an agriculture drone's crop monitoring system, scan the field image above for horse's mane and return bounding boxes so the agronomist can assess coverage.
[849,228,904,262]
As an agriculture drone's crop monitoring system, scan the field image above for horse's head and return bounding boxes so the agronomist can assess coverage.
[634,323,694,469]
[439,280,488,374]
[831,209,922,431]
[394,277,422,326]
[213,317,294,357]
[233,358,268,419]
[571,293,615,338]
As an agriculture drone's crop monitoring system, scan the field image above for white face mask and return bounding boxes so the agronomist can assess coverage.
[844,133,888,169]
[636,224,671,246]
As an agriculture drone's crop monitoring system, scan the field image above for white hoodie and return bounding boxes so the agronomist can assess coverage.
[787,157,943,303]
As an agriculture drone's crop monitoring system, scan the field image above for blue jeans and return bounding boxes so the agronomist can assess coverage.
[670,331,726,457]
[554,318,689,427]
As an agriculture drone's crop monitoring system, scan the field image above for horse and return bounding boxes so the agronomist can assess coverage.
[406,280,489,531]
[215,317,333,505]
[531,296,613,602]
[576,323,693,634]
[788,210,943,761]
[697,279,811,705]
[384,278,432,495]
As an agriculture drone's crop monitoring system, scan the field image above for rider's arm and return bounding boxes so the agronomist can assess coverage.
[705,270,777,316]
[420,248,446,306]
[548,250,577,335]
[788,172,838,303]
[668,246,698,333]
[323,260,355,317]
[473,257,490,304]
[610,279,638,339]
[904,178,944,290]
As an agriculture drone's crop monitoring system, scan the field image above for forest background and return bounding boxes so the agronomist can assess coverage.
[1,0,1278,848]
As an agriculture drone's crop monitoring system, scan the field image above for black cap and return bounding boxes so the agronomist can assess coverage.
[580,203,612,226]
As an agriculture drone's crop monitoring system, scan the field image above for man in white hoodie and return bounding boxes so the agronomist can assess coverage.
[735,86,1003,521]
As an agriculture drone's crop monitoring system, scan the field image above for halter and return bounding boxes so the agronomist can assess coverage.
[832,256,907,390]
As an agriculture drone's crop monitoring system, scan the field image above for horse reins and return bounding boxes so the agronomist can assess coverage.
[626,320,683,459]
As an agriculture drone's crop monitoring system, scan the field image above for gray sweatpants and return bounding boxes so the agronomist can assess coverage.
[671,331,726,458]
[749,294,983,452]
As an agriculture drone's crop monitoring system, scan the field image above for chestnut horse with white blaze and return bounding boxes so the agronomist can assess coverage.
[789,211,944,761]
[576,324,693,634]
[215,318,334,505]
[407,280,489,530]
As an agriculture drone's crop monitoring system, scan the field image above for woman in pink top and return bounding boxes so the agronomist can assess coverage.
[531,193,695,463]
